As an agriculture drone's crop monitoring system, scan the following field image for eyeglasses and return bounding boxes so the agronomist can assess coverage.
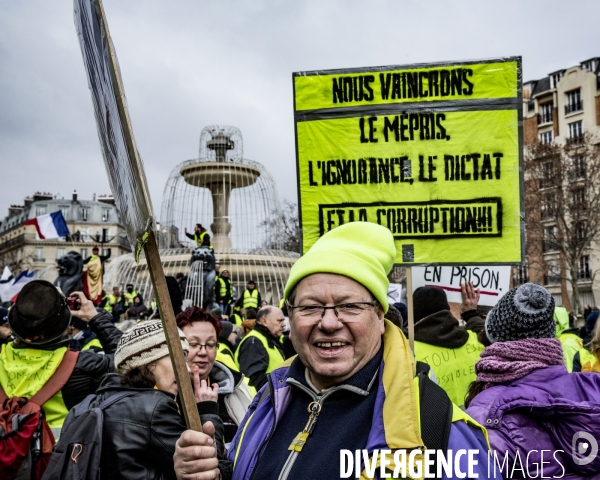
[286,301,378,320]
[188,342,217,352]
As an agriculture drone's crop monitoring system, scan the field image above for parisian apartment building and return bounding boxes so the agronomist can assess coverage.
[520,57,600,310]
[0,191,131,274]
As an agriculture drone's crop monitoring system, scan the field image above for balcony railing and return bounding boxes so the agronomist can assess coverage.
[565,100,583,114]
[578,270,591,280]
[540,176,555,188]
[0,234,26,252]
[567,135,584,145]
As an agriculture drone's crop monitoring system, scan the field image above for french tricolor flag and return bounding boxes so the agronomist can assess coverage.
[24,211,70,239]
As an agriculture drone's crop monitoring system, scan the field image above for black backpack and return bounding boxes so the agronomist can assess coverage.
[415,361,453,479]
[41,392,133,480]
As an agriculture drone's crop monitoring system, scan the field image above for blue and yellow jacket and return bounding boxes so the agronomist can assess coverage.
[227,320,497,479]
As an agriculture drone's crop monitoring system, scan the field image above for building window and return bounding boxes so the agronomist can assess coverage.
[576,221,587,242]
[582,61,595,72]
[527,100,535,112]
[59,205,70,219]
[578,255,591,280]
[35,205,47,216]
[541,160,555,187]
[544,260,561,285]
[543,226,557,253]
[540,193,556,220]
[568,120,584,143]
[571,187,586,209]
[539,131,553,145]
[565,89,583,114]
[102,209,110,222]
[540,103,553,124]
[513,263,529,286]
[56,247,66,259]
[581,291,596,309]
[81,207,90,221]
[80,248,88,259]
[550,72,563,89]
[573,156,586,178]
[34,247,44,262]
[102,248,109,257]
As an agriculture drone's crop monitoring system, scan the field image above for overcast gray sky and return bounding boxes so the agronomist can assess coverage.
[1,0,598,222]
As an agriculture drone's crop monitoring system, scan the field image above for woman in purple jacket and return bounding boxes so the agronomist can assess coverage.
[465,283,600,479]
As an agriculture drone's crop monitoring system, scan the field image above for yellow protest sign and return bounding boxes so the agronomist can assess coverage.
[295,61,519,111]
[293,57,522,264]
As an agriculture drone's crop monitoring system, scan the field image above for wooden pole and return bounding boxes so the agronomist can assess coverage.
[144,230,202,432]
[406,266,415,353]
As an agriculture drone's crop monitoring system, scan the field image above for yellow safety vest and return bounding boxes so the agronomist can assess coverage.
[0,343,70,429]
[102,295,112,313]
[217,277,232,298]
[582,356,600,373]
[217,343,238,370]
[109,294,121,303]
[559,332,594,372]
[235,329,284,374]
[414,330,483,408]
[230,313,243,326]
[194,231,213,250]
[243,289,259,309]
[82,338,103,351]
[216,344,257,397]
[124,290,138,307]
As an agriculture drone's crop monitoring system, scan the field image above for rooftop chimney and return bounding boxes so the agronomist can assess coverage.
[8,205,24,217]
[33,192,53,202]
[72,190,78,202]
[97,194,116,206]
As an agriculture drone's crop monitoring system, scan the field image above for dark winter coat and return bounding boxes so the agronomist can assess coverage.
[237,323,283,390]
[414,309,470,348]
[460,309,486,336]
[64,373,225,480]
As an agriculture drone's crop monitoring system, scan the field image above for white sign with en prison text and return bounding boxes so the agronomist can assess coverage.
[411,266,511,306]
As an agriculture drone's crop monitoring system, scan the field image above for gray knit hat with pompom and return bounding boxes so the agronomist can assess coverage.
[485,283,555,343]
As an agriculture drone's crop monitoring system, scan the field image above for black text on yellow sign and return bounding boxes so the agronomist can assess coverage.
[320,199,501,238]
[293,58,523,265]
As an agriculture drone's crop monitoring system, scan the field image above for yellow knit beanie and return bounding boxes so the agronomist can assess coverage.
[284,222,396,312]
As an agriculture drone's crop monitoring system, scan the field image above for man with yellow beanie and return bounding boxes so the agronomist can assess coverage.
[174,222,498,480]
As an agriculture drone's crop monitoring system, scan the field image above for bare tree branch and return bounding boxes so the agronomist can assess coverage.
[524,133,600,314]
[261,199,301,254]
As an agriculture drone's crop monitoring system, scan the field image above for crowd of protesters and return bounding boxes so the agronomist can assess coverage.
[2,223,600,479]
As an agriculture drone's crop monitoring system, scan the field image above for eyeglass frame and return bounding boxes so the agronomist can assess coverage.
[187,342,218,352]
[285,300,379,320]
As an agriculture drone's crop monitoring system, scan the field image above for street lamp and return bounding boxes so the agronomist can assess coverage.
[93,228,116,252]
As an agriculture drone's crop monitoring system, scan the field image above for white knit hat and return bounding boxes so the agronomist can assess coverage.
[114,320,189,372]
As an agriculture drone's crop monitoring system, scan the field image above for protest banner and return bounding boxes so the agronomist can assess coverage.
[294,58,522,349]
[293,58,523,266]
[74,0,201,431]
[412,265,511,307]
